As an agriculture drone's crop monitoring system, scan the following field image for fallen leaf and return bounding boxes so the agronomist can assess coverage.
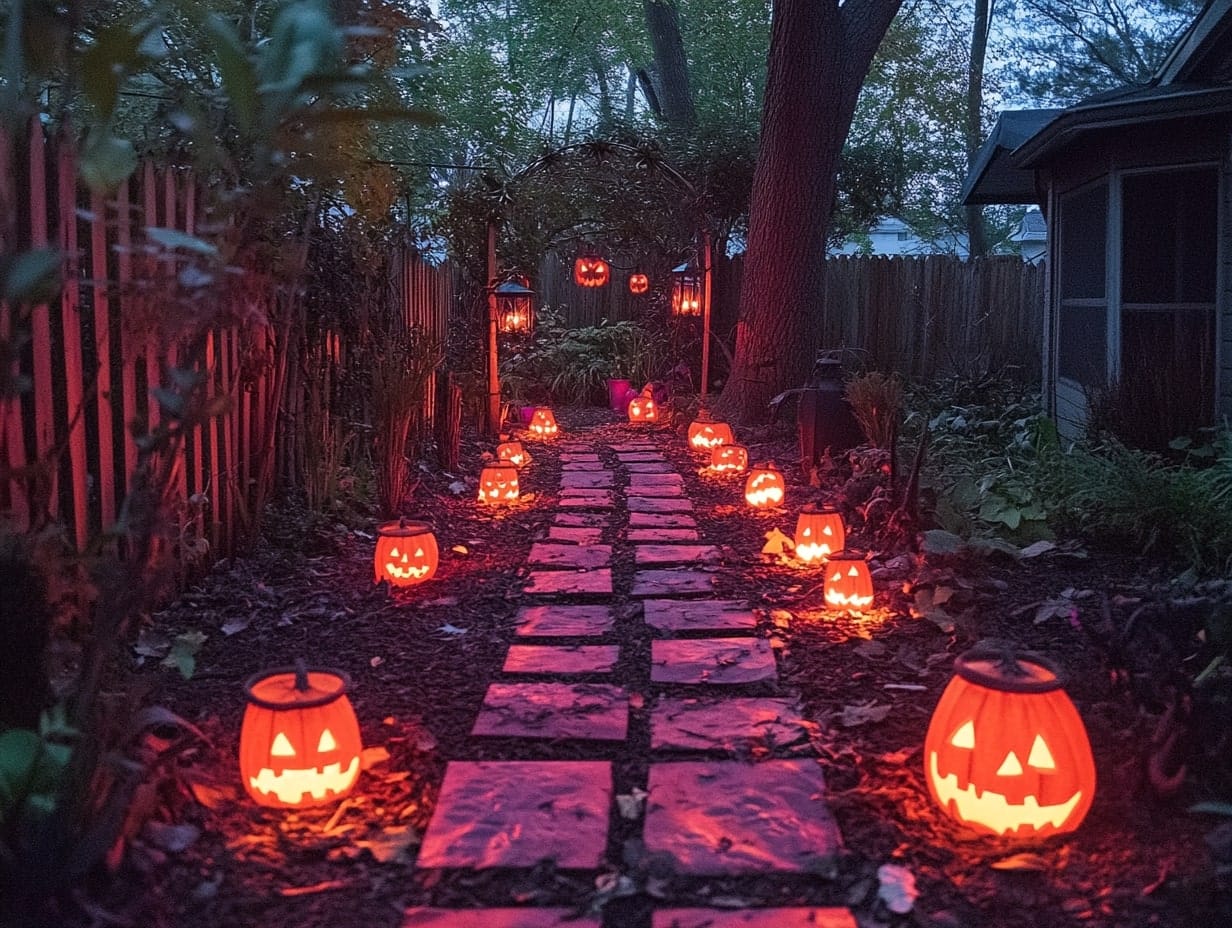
[370,656,384,667]
[361,746,390,769]
[437,623,467,636]
[143,822,201,853]
[761,527,793,555]
[838,701,892,727]
[353,825,419,863]
[220,616,251,636]
[991,852,1050,871]
[877,863,918,914]
[616,788,648,820]
[1019,540,1057,559]
[451,545,469,555]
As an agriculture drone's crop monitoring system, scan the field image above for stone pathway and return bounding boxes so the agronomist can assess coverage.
[409,428,854,928]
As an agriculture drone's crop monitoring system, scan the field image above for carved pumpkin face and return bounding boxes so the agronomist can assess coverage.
[688,418,734,452]
[628,273,649,295]
[497,440,528,468]
[823,559,873,610]
[240,666,362,808]
[744,463,785,508]
[478,464,520,505]
[628,393,657,422]
[794,507,845,564]
[528,407,559,438]
[373,520,438,587]
[925,648,1096,838]
[574,256,610,288]
[708,443,748,474]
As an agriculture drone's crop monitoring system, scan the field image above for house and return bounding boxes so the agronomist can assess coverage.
[832,216,969,257]
[1009,209,1047,265]
[963,0,1232,447]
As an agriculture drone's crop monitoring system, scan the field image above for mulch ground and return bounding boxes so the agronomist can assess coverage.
[92,407,1231,928]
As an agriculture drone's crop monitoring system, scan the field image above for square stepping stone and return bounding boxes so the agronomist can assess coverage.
[651,638,776,684]
[643,600,756,633]
[558,491,615,510]
[626,485,684,498]
[652,910,855,928]
[403,910,601,928]
[627,462,675,474]
[628,496,693,514]
[504,645,620,675]
[651,698,810,751]
[515,605,613,637]
[417,761,611,869]
[629,512,698,529]
[528,543,612,570]
[628,528,700,543]
[629,472,683,486]
[561,460,607,472]
[617,452,666,463]
[548,526,604,545]
[635,545,720,566]
[525,569,613,596]
[560,453,601,463]
[561,471,613,489]
[608,442,656,452]
[473,683,628,740]
[643,760,841,874]
[631,569,715,598]
[554,512,608,528]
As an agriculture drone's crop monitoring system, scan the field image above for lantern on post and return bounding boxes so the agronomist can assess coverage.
[924,645,1096,838]
[528,406,559,438]
[239,662,363,809]
[794,505,845,564]
[494,279,536,335]
[574,253,610,288]
[671,261,702,316]
[687,414,734,453]
[478,463,520,505]
[708,443,748,474]
[497,437,528,468]
[373,518,439,587]
[744,461,786,509]
[823,558,874,611]
[628,273,650,295]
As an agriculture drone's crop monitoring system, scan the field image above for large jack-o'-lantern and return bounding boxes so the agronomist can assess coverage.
[573,255,610,288]
[627,389,658,423]
[744,461,785,508]
[924,646,1096,838]
[708,443,748,475]
[478,463,520,505]
[528,407,559,438]
[688,415,734,453]
[823,558,873,610]
[497,438,528,468]
[794,505,845,564]
[373,518,438,587]
[240,663,362,808]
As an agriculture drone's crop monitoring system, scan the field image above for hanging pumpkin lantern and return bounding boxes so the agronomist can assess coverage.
[671,262,702,316]
[744,461,786,509]
[239,662,363,809]
[924,646,1096,838]
[494,279,536,335]
[687,415,735,453]
[373,518,439,587]
[628,273,650,295]
[794,505,845,564]
[708,443,748,475]
[496,438,528,468]
[528,407,559,438]
[823,558,874,611]
[574,255,610,288]
[478,463,520,505]
[627,390,658,423]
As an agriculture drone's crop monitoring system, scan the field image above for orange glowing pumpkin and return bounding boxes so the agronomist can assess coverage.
[688,416,735,452]
[708,443,748,474]
[794,506,845,564]
[497,438,528,468]
[528,407,559,438]
[573,255,610,288]
[373,519,438,587]
[240,663,362,808]
[823,558,874,610]
[744,461,785,508]
[924,646,1096,838]
[628,273,650,295]
[627,390,658,423]
[478,463,520,505]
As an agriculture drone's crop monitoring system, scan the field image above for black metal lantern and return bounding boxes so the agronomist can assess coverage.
[495,279,536,335]
[671,262,702,316]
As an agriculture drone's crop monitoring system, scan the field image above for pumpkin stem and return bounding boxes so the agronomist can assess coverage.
[399,516,408,530]
[294,659,310,691]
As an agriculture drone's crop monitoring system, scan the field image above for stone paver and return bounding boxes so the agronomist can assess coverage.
[635,544,721,566]
[553,512,609,528]
[643,760,841,873]
[472,682,627,740]
[417,761,611,868]
[503,645,620,675]
[629,472,684,486]
[525,569,613,596]
[558,490,615,510]
[560,471,613,489]
[643,599,756,633]
[609,442,657,452]
[628,528,700,543]
[559,453,601,463]
[626,484,684,498]
[527,543,612,570]
[561,460,607,471]
[652,910,855,928]
[547,526,604,545]
[616,452,667,463]
[403,910,601,928]
[515,605,614,637]
[651,697,810,751]
[627,496,694,514]
[631,569,715,598]
[626,462,676,474]
[651,638,776,684]
[629,512,698,529]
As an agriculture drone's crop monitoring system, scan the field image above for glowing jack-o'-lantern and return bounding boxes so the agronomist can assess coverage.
[478,463,520,505]
[688,416,735,452]
[627,390,658,423]
[628,273,650,295]
[744,461,785,508]
[497,438,528,468]
[823,558,874,610]
[794,506,845,564]
[240,663,362,808]
[373,518,438,587]
[708,443,748,474]
[528,407,559,438]
[924,646,1096,838]
[574,255,610,288]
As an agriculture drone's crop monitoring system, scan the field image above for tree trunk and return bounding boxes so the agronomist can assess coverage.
[642,0,697,128]
[717,0,902,423]
[965,0,991,257]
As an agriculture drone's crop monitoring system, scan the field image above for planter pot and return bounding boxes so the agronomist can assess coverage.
[608,378,633,412]
[519,405,536,424]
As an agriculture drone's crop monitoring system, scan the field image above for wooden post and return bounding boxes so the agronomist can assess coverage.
[485,219,501,437]
[700,229,713,398]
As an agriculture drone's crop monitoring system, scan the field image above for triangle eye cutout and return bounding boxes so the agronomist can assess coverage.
[271,732,297,757]
[848,566,861,577]
[1028,734,1057,770]
[822,526,833,535]
[389,547,400,559]
[317,728,337,752]
[950,720,976,749]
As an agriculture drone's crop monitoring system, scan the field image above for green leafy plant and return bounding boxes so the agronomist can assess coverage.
[846,371,903,450]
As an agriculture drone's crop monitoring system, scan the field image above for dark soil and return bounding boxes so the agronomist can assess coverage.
[73,407,1231,928]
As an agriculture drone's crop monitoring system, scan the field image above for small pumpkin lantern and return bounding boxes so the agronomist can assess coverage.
[627,389,658,423]
[823,558,874,611]
[794,505,845,564]
[708,443,748,474]
[478,463,520,505]
[239,662,362,808]
[528,406,559,438]
[924,646,1096,838]
[744,461,786,508]
[687,415,735,453]
[574,254,610,288]
[628,273,650,295]
[671,262,702,316]
[494,279,536,335]
[373,518,439,587]
[496,438,528,468]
